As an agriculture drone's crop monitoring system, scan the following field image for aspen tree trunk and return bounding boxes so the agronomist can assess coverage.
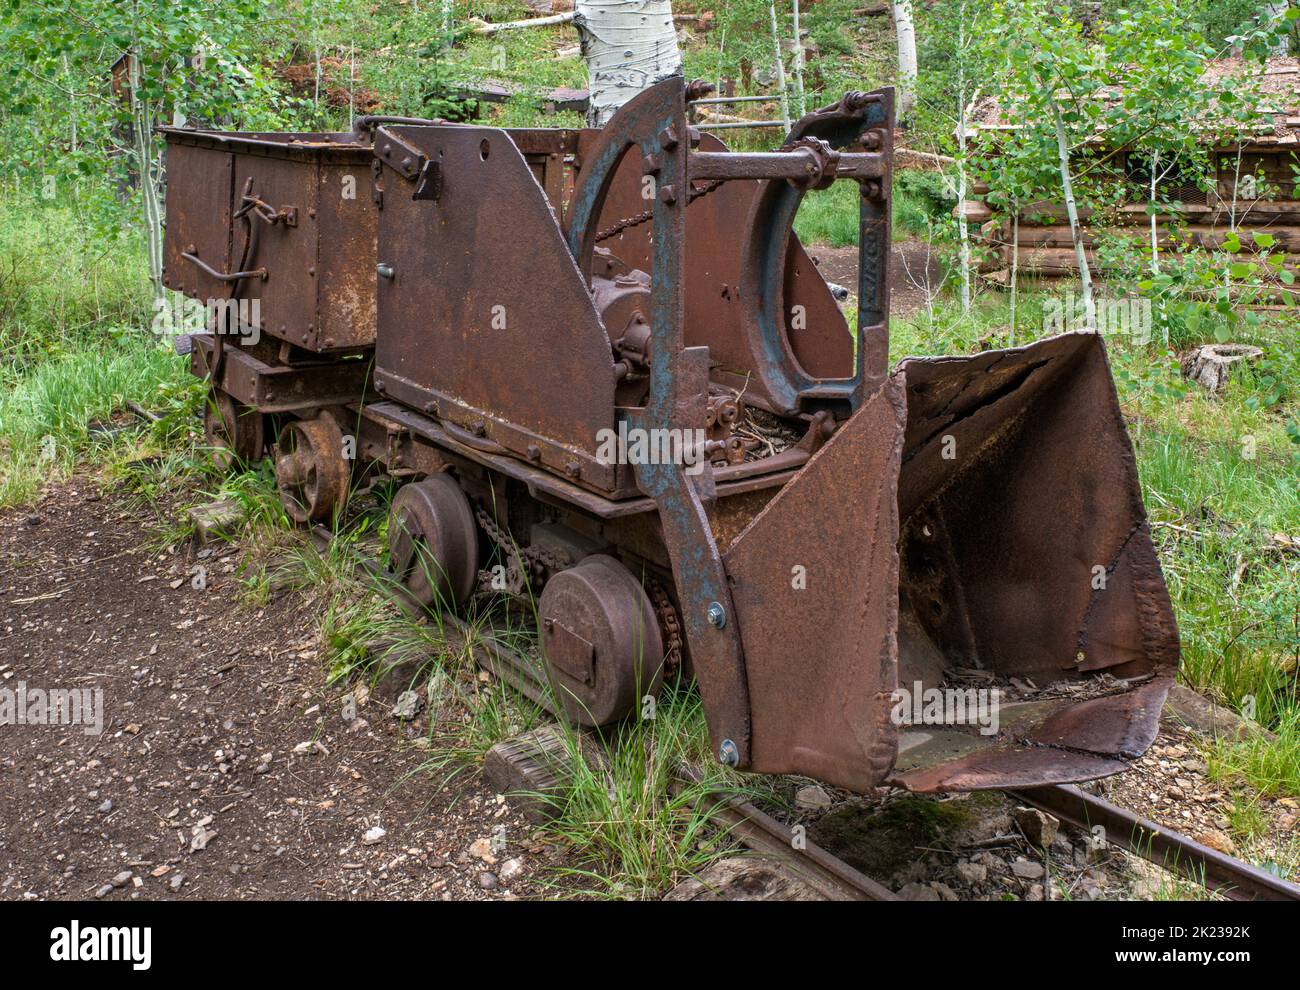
[1149,150,1160,275]
[1052,101,1096,331]
[892,1,917,124]
[767,0,792,132]
[955,6,971,314]
[791,0,807,118]
[574,0,683,126]
[1010,210,1019,345]
[128,49,165,304]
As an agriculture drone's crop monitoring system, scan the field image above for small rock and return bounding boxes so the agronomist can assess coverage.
[498,857,524,882]
[468,838,498,865]
[1010,858,1045,880]
[956,861,987,885]
[170,873,185,891]
[932,882,959,901]
[1026,883,1045,901]
[95,884,114,899]
[1013,806,1059,849]
[97,799,113,814]
[292,740,329,757]
[897,881,940,901]
[362,826,387,845]
[111,870,133,888]
[478,872,499,891]
[391,690,422,720]
[794,784,833,811]
[1195,829,1236,855]
[190,826,216,852]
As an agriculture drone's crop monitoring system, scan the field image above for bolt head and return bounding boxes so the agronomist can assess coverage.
[718,739,739,767]
[706,601,726,629]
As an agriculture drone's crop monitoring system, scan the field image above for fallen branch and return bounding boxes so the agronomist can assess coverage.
[469,10,699,34]
[470,12,575,34]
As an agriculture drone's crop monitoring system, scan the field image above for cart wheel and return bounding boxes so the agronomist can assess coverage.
[274,415,350,524]
[204,389,264,470]
[539,555,664,727]
[387,474,479,610]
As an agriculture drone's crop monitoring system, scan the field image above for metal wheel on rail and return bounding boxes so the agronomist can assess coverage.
[387,473,480,610]
[204,388,265,470]
[538,555,664,727]
[274,414,351,523]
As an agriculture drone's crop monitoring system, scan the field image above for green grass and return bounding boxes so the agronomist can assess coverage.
[528,685,753,899]
[0,194,149,372]
[1207,709,1300,800]
[794,177,945,248]
[0,341,194,506]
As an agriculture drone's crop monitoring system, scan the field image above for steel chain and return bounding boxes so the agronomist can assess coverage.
[594,179,728,243]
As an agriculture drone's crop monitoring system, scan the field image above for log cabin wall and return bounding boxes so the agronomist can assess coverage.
[962,58,1300,282]
[967,146,1300,280]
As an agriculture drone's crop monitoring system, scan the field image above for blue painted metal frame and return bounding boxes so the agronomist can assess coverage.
[738,89,895,416]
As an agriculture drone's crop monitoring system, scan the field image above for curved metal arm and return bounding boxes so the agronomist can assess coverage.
[181,250,267,282]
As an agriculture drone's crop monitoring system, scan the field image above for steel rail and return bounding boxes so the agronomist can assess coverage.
[1012,784,1300,902]
[675,768,899,901]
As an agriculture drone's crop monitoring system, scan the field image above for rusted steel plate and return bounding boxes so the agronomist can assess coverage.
[315,159,378,350]
[161,142,235,301]
[190,334,370,413]
[723,377,906,790]
[894,333,1180,686]
[373,124,619,489]
[1026,676,1172,758]
[893,742,1130,793]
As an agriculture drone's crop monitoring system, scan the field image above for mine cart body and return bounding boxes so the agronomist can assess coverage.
[162,77,1180,796]
[161,129,378,353]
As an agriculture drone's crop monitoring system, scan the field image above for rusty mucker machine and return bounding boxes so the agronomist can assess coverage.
[161,76,1179,794]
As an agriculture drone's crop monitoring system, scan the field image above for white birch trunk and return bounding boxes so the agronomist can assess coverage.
[791,0,807,118]
[767,0,791,132]
[1010,211,1019,345]
[1052,101,1095,331]
[892,1,917,124]
[574,0,682,126]
[128,49,165,304]
[1149,150,1159,275]
[955,8,971,314]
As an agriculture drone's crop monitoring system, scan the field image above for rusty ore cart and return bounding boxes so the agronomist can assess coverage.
[160,77,1179,793]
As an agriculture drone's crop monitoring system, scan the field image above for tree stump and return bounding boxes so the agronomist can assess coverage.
[1180,343,1263,394]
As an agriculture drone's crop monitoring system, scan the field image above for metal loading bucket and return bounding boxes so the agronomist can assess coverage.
[890,331,1179,791]
[722,332,1178,794]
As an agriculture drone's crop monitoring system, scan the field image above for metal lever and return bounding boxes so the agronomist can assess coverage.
[181,249,267,282]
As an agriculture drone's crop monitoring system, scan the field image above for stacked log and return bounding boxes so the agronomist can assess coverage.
[973,200,1300,278]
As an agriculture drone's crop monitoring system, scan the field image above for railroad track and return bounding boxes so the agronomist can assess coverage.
[693,780,1300,902]
[307,524,1300,903]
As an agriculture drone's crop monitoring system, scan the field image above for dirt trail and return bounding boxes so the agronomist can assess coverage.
[0,480,557,901]
[806,239,945,317]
